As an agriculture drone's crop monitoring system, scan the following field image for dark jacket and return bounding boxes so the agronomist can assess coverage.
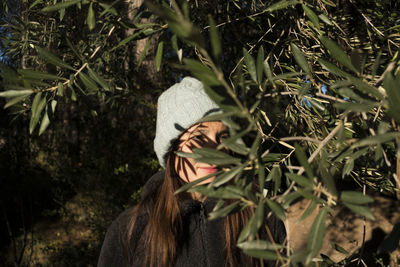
[97,172,286,267]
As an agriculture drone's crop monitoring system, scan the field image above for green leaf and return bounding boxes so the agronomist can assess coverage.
[265,0,299,12]
[42,0,81,12]
[291,43,311,75]
[263,59,274,85]
[57,82,64,96]
[340,191,374,204]
[110,28,159,51]
[286,173,313,188]
[384,72,400,121]
[318,14,333,25]
[348,77,384,100]
[203,85,238,112]
[266,166,282,194]
[155,41,164,72]
[237,240,283,250]
[318,58,350,77]
[294,144,313,180]
[182,59,221,87]
[378,222,400,253]
[79,72,98,92]
[136,37,152,69]
[208,201,240,220]
[351,132,400,149]
[70,87,77,101]
[189,185,242,200]
[36,47,75,71]
[29,0,44,9]
[266,199,286,221]
[219,127,251,152]
[195,157,241,166]
[282,191,302,209]
[99,1,118,16]
[319,35,358,74]
[243,249,281,261]
[243,48,257,83]
[174,170,224,194]
[39,105,50,135]
[298,200,317,222]
[238,212,256,243]
[198,110,241,122]
[343,203,375,220]
[18,69,62,80]
[307,207,328,261]
[0,89,33,98]
[30,93,47,134]
[212,165,244,187]
[342,159,354,177]
[208,15,221,59]
[332,243,349,255]
[334,102,378,112]
[87,3,96,31]
[87,67,110,91]
[302,4,320,29]
[194,148,233,159]
[256,46,265,84]
[3,94,30,109]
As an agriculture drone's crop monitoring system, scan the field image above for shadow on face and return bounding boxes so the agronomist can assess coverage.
[174,121,229,184]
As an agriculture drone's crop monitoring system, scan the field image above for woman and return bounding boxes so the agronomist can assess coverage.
[97,77,286,267]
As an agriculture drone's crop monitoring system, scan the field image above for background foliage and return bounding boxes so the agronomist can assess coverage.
[0,0,399,266]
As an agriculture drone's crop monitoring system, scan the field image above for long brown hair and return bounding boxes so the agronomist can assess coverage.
[128,148,256,267]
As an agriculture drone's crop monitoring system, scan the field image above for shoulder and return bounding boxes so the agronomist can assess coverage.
[97,171,164,266]
[97,207,136,267]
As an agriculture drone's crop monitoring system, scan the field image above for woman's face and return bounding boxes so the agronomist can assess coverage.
[174,121,229,184]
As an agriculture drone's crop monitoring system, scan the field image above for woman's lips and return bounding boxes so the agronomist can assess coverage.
[198,167,218,174]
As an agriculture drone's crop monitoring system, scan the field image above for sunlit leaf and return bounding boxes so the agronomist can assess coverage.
[286,173,313,187]
[298,200,317,222]
[237,240,283,250]
[307,207,328,261]
[3,94,30,109]
[212,165,244,187]
[343,203,375,220]
[243,249,281,261]
[174,170,224,194]
[38,105,50,135]
[208,201,240,220]
[340,191,374,204]
[266,199,286,221]
[42,0,81,12]
[30,93,47,134]
[155,41,164,72]
[0,89,33,98]
[302,4,320,29]
[351,132,400,149]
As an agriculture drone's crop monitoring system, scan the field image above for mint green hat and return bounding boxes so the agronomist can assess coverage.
[154,77,221,168]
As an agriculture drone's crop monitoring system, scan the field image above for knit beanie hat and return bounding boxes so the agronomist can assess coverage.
[154,77,222,168]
